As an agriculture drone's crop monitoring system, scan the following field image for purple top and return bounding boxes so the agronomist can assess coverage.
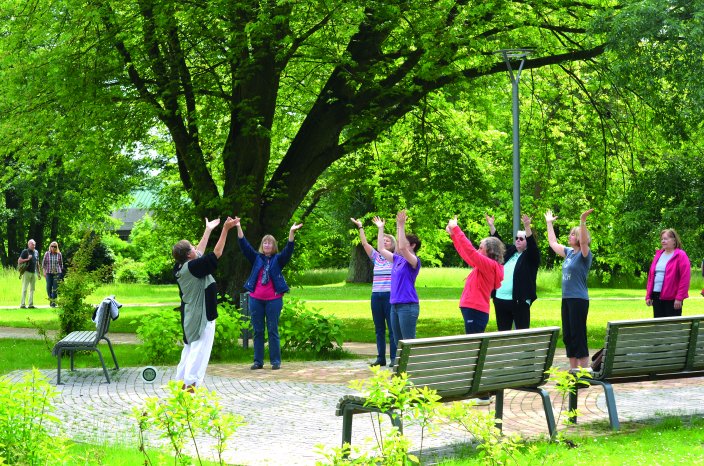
[390,253,421,304]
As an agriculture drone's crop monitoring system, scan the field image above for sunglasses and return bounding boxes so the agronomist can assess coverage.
[515,236,526,241]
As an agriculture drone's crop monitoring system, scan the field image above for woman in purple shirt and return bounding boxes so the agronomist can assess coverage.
[376,210,421,347]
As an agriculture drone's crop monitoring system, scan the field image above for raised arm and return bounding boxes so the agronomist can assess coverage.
[351,218,374,257]
[289,222,303,242]
[522,214,533,238]
[578,209,593,258]
[485,214,497,235]
[374,216,394,262]
[196,218,221,255]
[523,214,541,265]
[544,210,566,258]
[396,210,418,268]
[213,217,237,258]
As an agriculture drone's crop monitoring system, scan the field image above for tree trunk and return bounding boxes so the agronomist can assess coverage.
[346,244,373,283]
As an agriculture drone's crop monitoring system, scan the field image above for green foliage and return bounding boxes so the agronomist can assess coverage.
[133,309,183,364]
[134,381,245,466]
[212,297,252,359]
[279,298,344,353]
[56,232,111,338]
[129,214,178,284]
[0,369,68,465]
[114,258,150,284]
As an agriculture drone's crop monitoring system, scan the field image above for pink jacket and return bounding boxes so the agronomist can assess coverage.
[645,248,691,301]
[450,226,504,313]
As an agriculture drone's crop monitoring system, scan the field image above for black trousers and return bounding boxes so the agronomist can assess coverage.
[651,292,682,318]
[561,298,589,359]
[493,298,531,331]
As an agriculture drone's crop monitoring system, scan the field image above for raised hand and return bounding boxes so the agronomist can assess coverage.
[485,214,495,228]
[396,210,408,224]
[223,217,237,230]
[290,222,303,232]
[232,216,242,227]
[580,208,594,223]
[372,216,385,228]
[446,215,458,234]
[350,218,363,229]
[205,217,221,230]
[521,214,531,227]
[544,210,557,223]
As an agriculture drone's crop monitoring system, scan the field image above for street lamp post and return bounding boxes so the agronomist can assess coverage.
[496,49,532,236]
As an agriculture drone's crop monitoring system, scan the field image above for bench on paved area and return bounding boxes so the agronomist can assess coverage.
[336,327,561,447]
[569,315,704,430]
[51,297,121,384]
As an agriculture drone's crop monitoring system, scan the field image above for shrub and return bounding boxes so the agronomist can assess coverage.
[134,308,183,364]
[212,297,252,358]
[0,369,68,465]
[279,298,343,353]
[114,258,149,284]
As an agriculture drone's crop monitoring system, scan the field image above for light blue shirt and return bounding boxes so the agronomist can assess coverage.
[496,252,520,300]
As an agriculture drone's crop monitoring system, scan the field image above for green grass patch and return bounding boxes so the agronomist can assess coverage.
[69,441,226,466]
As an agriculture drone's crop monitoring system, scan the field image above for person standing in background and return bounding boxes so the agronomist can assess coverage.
[645,229,691,317]
[487,214,540,330]
[18,239,42,309]
[351,217,397,367]
[42,241,64,308]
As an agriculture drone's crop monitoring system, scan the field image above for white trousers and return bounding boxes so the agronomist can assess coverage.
[175,320,216,387]
[21,272,37,306]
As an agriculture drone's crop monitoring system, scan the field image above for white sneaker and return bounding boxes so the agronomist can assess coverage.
[473,397,492,406]
[569,367,594,375]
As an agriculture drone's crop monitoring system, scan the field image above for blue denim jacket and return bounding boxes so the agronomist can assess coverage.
[239,236,294,295]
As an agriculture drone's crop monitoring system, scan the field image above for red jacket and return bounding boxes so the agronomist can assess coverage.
[450,226,504,313]
[645,248,691,302]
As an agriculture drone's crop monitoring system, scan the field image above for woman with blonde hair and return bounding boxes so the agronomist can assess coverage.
[646,228,691,317]
[42,241,64,308]
[236,217,303,370]
[545,208,594,371]
[351,217,397,367]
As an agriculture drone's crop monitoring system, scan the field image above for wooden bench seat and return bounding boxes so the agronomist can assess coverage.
[336,327,560,447]
[51,297,121,384]
[569,315,704,430]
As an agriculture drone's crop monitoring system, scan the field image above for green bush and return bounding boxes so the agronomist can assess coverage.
[134,308,182,364]
[213,297,252,358]
[279,298,343,353]
[114,258,149,284]
[0,369,68,465]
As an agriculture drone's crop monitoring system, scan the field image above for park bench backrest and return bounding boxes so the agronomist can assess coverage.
[92,301,113,345]
[601,315,704,377]
[396,327,560,399]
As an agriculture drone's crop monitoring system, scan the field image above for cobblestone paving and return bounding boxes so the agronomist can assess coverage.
[3,359,704,465]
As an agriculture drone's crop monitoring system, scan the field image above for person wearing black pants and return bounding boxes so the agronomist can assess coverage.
[487,214,541,331]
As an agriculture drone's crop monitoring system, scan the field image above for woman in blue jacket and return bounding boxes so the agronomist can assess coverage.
[235,217,303,370]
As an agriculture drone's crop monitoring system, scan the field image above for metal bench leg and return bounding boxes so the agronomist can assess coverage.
[568,385,578,424]
[56,350,63,385]
[494,389,505,433]
[103,337,119,370]
[537,388,557,438]
[70,350,75,371]
[94,348,111,383]
[589,380,619,431]
[341,406,354,448]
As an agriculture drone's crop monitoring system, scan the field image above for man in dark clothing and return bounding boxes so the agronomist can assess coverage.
[18,239,43,308]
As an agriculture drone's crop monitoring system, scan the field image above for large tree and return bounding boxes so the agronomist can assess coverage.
[2,0,613,291]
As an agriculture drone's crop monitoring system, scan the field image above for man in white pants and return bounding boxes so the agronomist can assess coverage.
[172,216,236,391]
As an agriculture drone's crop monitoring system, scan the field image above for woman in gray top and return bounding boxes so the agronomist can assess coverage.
[545,208,594,371]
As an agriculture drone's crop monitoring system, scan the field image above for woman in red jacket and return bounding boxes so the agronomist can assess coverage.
[446,216,504,334]
[646,229,691,318]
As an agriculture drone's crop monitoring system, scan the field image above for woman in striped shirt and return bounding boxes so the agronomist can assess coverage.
[351,217,396,367]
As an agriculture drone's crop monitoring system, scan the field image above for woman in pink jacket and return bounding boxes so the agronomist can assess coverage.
[646,228,691,318]
[446,216,504,334]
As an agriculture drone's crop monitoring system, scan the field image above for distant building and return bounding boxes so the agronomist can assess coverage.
[111,190,155,240]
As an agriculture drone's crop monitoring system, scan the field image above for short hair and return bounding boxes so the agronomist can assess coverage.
[383,234,397,253]
[406,233,421,252]
[482,237,505,264]
[660,229,683,249]
[172,240,192,265]
[515,230,527,239]
[258,235,279,254]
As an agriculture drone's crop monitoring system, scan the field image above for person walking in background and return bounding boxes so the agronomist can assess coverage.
[351,217,396,367]
[487,213,540,331]
[645,229,691,317]
[18,239,42,309]
[236,217,303,371]
[376,210,421,345]
[172,216,237,391]
[545,208,594,372]
[446,216,504,335]
[42,241,64,308]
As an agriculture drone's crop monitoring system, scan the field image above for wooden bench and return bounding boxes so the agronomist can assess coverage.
[569,315,704,430]
[51,297,121,384]
[336,327,561,447]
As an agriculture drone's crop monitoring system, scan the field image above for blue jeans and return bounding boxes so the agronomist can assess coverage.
[249,296,283,366]
[371,292,396,364]
[46,273,60,302]
[390,302,420,346]
[460,307,489,334]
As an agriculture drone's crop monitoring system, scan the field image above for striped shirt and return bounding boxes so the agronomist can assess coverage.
[371,250,392,292]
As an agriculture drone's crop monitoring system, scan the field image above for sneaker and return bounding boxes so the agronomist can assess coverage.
[569,367,594,375]
[271,364,281,370]
[27,305,36,309]
[19,305,26,309]
[250,363,263,370]
[50,302,57,308]
[370,359,386,367]
[474,397,492,406]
